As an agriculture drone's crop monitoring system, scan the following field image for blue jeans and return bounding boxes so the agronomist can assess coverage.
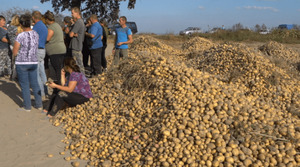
[37,49,48,97]
[16,64,42,110]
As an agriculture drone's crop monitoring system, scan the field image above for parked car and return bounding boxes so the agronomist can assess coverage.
[259,29,270,35]
[179,27,202,35]
[108,21,138,35]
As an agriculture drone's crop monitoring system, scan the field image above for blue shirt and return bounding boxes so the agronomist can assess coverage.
[88,22,103,49]
[32,20,48,49]
[115,27,132,49]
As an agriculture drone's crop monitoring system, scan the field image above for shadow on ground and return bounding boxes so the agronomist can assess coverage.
[0,78,23,107]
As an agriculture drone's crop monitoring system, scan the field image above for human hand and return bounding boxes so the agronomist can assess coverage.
[45,81,55,88]
[61,68,66,75]
[48,82,56,88]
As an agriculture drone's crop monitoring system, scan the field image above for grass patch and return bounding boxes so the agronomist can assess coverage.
[144,29,300,44]
[197,29,300,44]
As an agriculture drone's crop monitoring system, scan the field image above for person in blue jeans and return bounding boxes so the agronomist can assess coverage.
[12,14,42,112]
[112,16,133,65]
[32,11,48,100]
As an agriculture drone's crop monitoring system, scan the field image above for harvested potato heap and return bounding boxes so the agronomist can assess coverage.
[181,37,215,53]
[52,49,300,166]
[258,41,300,71]
[192,43,300,113]
[130,35,182,56]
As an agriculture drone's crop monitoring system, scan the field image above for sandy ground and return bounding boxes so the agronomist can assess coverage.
[0,77,74,167]
[0,43,114,167]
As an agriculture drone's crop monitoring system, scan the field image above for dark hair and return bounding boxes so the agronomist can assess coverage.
[120,16,127,22]
[32,11,42,20]
[19,14,32,28]
[64,16,72,24]
[64,57,80,72]
[71,7,81,16]
[44,10,55,21]
[100,18,107,27]
[0,15,6,21]
[90,14,98,21]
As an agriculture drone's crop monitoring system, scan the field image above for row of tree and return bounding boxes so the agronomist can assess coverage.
[40,0,136,23]
[231,23,300,32]
[0,0,137,25]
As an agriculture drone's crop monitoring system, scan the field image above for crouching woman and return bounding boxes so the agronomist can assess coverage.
[43,57,93,117]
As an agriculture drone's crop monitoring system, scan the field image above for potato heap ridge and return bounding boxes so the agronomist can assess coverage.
[130,35,182,56]
[182,36,215,53]
[259,41,300,65]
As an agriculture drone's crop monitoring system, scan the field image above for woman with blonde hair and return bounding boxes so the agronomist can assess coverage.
[8,15,22,47]
[8,14,23,80]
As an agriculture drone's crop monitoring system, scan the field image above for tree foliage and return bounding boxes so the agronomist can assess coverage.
[254,24,261,32]
[0,7,32,22]
[40,0,136,22]
[232,23,244,31]
[261,24,267,31]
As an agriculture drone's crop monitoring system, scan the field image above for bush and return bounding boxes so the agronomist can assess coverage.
[195,29,300,44]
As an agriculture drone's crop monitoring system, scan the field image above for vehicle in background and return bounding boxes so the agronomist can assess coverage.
[179,27,202,35]
[278,24,294,30]
[207,27,222,33]
[108,21,138,35]
[259,29,270,35]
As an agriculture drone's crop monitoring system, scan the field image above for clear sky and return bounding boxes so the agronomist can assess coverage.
[1,0,299,34]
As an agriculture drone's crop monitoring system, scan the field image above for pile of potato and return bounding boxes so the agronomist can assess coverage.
[51,36,300,166]
[191,43,299,98]
[259,41,300,69]
[130,35,182,56]
[181,37,215,53]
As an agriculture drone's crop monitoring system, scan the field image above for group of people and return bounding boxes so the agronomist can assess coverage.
[0,7,133,118]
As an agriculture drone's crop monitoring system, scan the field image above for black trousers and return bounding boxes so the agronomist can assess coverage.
[101,45,107,69]
[49,53,65,84]
[90,47,103,75]
[82,45,91,67]
[45,91,89,116]
[44,54,49,70]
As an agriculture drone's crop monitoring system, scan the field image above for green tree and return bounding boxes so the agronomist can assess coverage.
[40,0,137,22]
[261,24,267,31]
[254,24,261,32]
[0,7,32,22]
[232,23,244,31]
